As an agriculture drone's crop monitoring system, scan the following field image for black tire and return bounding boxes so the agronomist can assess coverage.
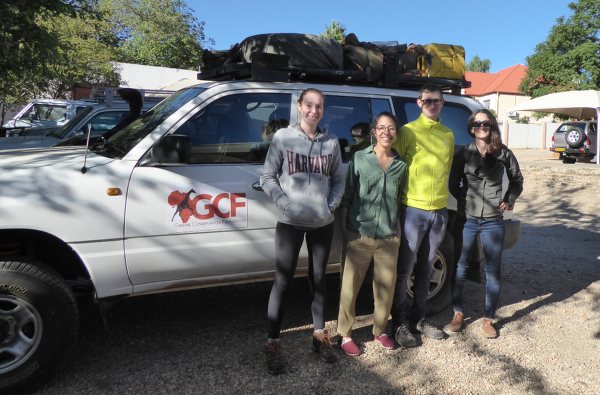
[562,157,577,164]
[0,258,78,394]
[566,127,586,148]
[406,232,454,316]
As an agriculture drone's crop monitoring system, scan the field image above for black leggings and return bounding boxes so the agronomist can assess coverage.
[267,221,335,339]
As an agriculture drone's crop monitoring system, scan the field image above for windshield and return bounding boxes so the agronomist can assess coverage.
[98,88,205,158]
[54,106,94,139]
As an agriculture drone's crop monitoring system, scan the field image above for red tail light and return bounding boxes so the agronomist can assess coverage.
[585,135,591,146]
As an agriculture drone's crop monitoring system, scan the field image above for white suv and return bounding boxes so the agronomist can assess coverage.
[0,78,522,392]
[1,98,90,134]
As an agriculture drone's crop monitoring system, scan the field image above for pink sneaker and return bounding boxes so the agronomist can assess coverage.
[340,338,360,356]
[374,334,395,349]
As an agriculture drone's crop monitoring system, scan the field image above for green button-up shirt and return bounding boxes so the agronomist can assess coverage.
[341,145,407,239]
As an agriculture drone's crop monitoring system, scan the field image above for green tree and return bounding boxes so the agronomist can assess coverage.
[0,1,80,119]
[320,20,346,43]
[102,0,212,70]
[466,55,491,72]
[519,0,600,98]
[38,8,121,99]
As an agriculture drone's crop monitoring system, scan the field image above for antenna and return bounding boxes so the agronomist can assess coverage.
[81,124,92,174]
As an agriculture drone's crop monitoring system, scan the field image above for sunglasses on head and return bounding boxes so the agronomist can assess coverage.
[472,121,491,128]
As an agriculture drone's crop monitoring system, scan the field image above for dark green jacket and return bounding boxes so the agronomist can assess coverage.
[341,145,407,238]
[449,143,524,219]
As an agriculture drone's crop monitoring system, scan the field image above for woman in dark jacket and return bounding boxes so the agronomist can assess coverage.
[447,109,524,338]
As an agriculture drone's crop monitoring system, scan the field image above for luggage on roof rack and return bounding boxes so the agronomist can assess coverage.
[198,33,471,93]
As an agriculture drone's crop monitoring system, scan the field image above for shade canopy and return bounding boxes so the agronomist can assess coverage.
[509,90,600,119]
[508,89,599,165]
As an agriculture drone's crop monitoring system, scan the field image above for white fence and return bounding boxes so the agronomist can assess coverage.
[502,122,560,149]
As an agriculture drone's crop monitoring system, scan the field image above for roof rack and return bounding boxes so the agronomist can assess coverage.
[197,53,470,94]
[82,87,174,106]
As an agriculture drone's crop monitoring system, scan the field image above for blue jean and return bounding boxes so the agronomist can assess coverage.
[452,215,505,319]
[391,205,448,327]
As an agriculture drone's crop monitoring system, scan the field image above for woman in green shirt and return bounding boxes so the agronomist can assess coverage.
[337,112,408,355]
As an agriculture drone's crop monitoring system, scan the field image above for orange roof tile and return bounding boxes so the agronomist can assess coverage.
[465,64,528,96]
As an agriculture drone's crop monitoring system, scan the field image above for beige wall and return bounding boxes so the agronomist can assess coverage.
[473,93,540,124]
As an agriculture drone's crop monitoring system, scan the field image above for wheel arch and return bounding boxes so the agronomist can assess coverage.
[0,229,91,283]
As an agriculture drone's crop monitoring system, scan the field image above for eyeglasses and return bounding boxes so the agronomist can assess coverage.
[420,99,443,107]
[375,126,397,133]
[472,121,491,128]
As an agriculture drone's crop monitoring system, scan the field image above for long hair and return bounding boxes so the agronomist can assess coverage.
[467,109,502,153]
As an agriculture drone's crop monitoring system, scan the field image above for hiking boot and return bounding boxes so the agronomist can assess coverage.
[448,311,464,332]
[483,318,498,338]
[265,338,286,375]
[340,338,360,356]
[415,318,444,340]
[374,334,395,349]
[313,329,338,363]
[394,324,417,348]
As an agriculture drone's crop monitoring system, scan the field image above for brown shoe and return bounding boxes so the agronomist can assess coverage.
[483,318,497,338]
[448,311,464,332]
[313,329,338,363]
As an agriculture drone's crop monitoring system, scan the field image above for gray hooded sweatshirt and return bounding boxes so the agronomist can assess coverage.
[261,122,345,229]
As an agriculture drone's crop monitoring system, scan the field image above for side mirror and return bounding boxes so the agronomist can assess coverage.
[151,134,191,164]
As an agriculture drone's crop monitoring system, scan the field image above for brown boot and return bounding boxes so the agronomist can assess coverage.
[448,311,464,332]
[483,318,497,338]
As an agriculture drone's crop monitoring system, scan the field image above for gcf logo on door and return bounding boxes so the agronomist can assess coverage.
[167,181,247,232]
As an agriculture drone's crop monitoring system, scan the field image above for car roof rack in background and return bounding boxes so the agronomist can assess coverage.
[82,87,174,106]
[197,53,470,95]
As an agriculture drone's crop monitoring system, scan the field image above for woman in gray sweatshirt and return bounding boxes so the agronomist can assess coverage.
[260,88,345,374]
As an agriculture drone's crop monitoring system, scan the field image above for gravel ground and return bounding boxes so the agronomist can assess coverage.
[31,149,600,395]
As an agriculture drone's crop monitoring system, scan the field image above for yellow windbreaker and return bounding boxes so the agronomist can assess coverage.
[392,113,454,211]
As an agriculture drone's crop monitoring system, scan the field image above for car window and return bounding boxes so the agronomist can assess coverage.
[371,98,393,119]
[589,123,596,134]
[392,97,473,147]
[85,111,130,132]
[54,106,94,139]
[23,104,67,122]
[319,95,374,159]
[174,93,291,164]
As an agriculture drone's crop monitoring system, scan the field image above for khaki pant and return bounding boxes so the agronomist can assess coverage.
[337,231,400,337]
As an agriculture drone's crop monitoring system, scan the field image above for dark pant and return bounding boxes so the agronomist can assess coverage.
[267,221,335,339]
[391,205,448,328]
[453,216,505,319]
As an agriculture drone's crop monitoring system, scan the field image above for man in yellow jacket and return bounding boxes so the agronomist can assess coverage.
[390,83,454,347]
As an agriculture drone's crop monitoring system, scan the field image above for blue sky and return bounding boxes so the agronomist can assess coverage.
[188,0,572,73]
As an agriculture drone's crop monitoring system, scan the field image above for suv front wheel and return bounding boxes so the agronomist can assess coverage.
[0,258,78,394]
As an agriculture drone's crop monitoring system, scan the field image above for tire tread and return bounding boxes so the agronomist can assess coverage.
[0,257,79,393]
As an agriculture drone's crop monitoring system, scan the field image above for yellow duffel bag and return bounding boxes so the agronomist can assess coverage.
[417,44,465,79]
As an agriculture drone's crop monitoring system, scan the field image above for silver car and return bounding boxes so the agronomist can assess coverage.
[550,120,598,163]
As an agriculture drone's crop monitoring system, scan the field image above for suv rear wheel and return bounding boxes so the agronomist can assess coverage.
[566,127,586,148]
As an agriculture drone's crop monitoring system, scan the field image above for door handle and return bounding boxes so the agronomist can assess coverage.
[252,182,263,191]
